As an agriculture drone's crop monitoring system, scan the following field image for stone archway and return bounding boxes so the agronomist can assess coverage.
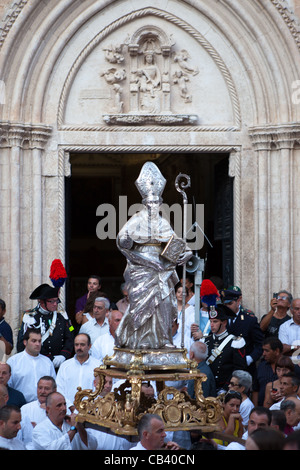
[1,0,300,338]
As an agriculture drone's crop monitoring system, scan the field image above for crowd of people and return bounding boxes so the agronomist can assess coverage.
[0,274,300,451]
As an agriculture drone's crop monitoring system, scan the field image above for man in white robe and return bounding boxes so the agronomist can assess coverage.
[56,333,99,409]
[18,376,56,449]
[0,405,26,450]
[32,392,97,450]
[7,329,56,403]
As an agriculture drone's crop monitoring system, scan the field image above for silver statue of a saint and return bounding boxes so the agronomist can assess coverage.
[115,162,192,350]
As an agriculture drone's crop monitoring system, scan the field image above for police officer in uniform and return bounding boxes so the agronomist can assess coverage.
[221,287,264,378]
[17,284,74,369]
[204,303,247,393]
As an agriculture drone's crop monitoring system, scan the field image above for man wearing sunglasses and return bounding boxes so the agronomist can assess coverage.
[17,284,74,369]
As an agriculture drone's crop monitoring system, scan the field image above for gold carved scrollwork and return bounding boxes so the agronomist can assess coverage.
[193,376,223,424]
[147,385,221,430]
[74,352,223,435]
[74,366,106,414]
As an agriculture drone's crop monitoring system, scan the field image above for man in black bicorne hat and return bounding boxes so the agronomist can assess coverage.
[203,303,247,393]
[17,284,74,368]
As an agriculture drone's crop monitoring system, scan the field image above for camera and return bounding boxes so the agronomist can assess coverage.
[273,293,278,299]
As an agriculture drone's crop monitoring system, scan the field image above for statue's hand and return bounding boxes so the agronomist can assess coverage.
[177,250,193,265]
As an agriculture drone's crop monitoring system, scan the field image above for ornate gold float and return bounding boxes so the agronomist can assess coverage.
[74,347,222,437]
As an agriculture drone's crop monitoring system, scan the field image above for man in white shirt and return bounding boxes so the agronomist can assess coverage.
[32,391,97,450]
[18,375,57,449]
[7,328,56,403]
[0,404,26,450]
[130,413,179,450]
[279,298,300,356]
[91,310,123,362]
[56,333,99,409]
[79,297,109,344]
[269,372,300,410]
[224,406,272,450]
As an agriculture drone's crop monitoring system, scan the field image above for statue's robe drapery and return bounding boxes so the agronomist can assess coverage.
[115,206,179,349]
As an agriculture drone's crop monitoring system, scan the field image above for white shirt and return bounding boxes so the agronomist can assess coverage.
[0,435,26,450]
[224,441,245,450]
[32,416,98,450]
[88,428,132,450]
[56,354,100,405]
[270,399,283,411]
[21,400,46,425]
[19,400,47,449]
[7,350,56,402]
[79,318,109,344]
[279,318,300,346]
[174,323,193,352]
[130,441,147,450]
[222,430,247,450]
[83,312,93,322]
[270,396,300,411]
[240,397,255,426]
[177,304,195,347]
[91,332,115,362]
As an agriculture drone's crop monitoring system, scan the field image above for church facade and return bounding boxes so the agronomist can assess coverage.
[0,0,300,338]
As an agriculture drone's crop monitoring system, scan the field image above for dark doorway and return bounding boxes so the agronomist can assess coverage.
[65,153,233,322]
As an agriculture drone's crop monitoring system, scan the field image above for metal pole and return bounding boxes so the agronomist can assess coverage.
[175,173,191,348]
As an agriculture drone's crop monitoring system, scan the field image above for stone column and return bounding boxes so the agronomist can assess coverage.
[249,124,300,317]
[0,122,52,340]
[7,127,22,334]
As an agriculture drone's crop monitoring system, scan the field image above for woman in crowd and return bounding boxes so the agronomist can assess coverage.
[228,370,254,428]
[263,355,295,408]
[215,391,244,446]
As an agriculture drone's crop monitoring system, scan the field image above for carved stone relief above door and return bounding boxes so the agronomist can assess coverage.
[62,11,238,129]
[100,25,199,124]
